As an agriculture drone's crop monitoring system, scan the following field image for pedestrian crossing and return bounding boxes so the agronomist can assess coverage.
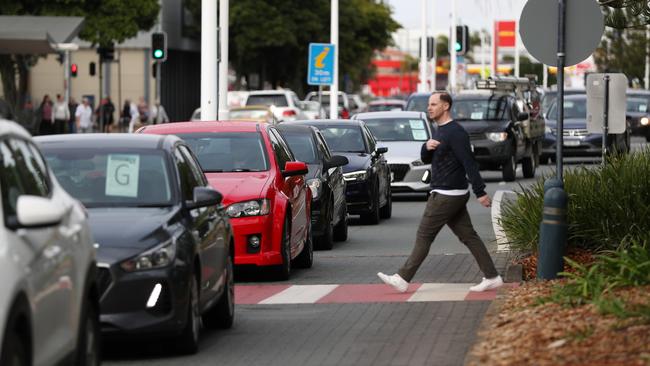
[235,283,517,305]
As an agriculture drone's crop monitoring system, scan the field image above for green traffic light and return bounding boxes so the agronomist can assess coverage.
[153,49,164,59]
[455,43,462,51]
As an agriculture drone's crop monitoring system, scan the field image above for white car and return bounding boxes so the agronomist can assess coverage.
[0,119,99,366]
[245,90,309,122]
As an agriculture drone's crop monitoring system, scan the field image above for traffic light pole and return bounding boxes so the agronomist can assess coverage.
[449,0,457,93]
[201,0,218,121]
[156,61,161,104]
[64,50,71,106]
[418,0,428,93]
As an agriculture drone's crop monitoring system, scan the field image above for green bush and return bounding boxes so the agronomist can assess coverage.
[500,150,650,252]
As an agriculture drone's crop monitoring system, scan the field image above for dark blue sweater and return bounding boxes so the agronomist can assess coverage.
[421,120,487,198]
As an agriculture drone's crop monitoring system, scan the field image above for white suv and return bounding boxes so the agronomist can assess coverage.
[0,120,99,366]
[245,90,308,122]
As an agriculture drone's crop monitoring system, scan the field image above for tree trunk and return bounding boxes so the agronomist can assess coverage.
[0,55,18,116]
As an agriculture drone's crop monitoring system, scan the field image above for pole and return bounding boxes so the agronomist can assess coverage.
[602,74,610,164]
[219,0,229,119]
[64,50,71,106]
[556,0,566,181]
[450,0,457,92]
[419,0,428,92]
[318,85,323,118]
[155,1,162,107]
[431,0,436,90]
[490,8,496,77]
[118,50,122,132]
[543,64,548,89]
[201,0,218,121]
[330,0,339,119]
[99,56,104,133]
[515,20,520,77]
[645,25,649,90]
[480,31,486,79]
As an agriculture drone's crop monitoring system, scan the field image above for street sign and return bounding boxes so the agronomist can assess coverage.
[496,21,516,48]
[586,73,628,134]
[307,43,336,85]
[519,0,604,67]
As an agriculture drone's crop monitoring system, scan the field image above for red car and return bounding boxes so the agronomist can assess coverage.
[139,121,312,280]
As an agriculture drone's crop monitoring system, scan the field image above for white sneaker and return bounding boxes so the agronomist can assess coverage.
[469,275,504,292]
[377,272,409,293]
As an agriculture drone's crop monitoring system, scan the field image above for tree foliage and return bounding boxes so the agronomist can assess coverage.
[184,0,399,95]
[598,0,650,28]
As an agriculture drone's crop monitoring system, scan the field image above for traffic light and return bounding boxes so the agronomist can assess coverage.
[151,32,167,62]
[89,62,96,76]
[419,36,436,60]
[454,25,469,55]
[71,63,78,77]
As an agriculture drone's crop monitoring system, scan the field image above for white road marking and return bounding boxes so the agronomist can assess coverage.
[407,283,473,302]
[259,284,338,304]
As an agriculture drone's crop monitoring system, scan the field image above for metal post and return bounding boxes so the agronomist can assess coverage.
[515,20,520,77]
[543,64,548,89]
[201,0,218,120]
[318,85,323,117]
[430,0,436,91]
[419,0,427,92]
[538,0,569,280]
[449,0,457,92]
[480,31,486,79]
[330,0,339,119]
[645,25,649,90]
[602,74,610,164]
[99,57,104,133]
[64,50,71,105]
[156,61,161,107]
[219,0,229,120]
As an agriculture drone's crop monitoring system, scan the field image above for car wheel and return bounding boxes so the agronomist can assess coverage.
[275,215,292,280]
[361,186,380,225]
[76,297,100,366]
[293,223,313,268]
[333,203,348,242]
[203,254,235,329]
[0,315,29,366]
[177,276,200,355]
[521,155,536,178]
[379,186,392,219]
[501,154,516,182]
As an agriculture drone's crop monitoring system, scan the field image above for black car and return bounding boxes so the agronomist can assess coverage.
[626,90,650,141]
[542,94,630,161]
[277,125,349,249]
[36,134,234,354]
[287,120,391,224]
[405,92,431,113]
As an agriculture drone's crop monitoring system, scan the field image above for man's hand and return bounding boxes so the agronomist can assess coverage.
[426,139,441,151]
[478,194,491,208]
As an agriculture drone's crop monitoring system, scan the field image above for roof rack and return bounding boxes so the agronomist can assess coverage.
[475,76,537,92]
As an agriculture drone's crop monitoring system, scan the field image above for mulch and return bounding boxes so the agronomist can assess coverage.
[514,247,596,281]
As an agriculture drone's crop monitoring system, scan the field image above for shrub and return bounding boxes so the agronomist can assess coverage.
[500,149,650,252]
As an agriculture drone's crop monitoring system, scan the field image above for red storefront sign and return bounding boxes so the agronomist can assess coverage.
[496,21,516,48]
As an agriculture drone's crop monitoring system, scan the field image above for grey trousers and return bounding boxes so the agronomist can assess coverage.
[398,192,499,282]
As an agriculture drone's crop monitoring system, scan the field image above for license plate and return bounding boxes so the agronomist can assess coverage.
[563,139,580,147]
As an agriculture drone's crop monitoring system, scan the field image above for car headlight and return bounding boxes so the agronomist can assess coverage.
[412,159,424,166]
[307,179,321,199]
[486,132,508,142]
[545,126,552,134]
[226,199,270,218]
[120,238,176,272]
[343,170,368,182]
[641,117,649,126]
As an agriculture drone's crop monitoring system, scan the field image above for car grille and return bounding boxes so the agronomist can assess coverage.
[469,132,484,140]
[96,267,112,297]
[389,164,410,182]
[552,128,589,137]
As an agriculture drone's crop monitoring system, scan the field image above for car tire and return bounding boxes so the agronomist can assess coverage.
[76,297,100,366]
[176,276,200,355]
[521,155,535,178]
[333,204,348,242]
[0,313,29,366]
[275,215,292,280]
[361,186,380,225]
[293,224,313,268]
[501,154,516,182]
[379,186,392,219]
[203,254,235,329]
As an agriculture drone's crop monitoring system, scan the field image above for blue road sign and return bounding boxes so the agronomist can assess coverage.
[307,43,335,85]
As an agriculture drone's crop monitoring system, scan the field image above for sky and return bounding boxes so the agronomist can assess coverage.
[386,0,528,35]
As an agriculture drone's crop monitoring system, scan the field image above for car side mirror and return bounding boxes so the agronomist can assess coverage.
[14,195,65,229]
[376,147,388,154]
[325,155,349,169]
[517,111,529,121]
[282,161,309,177]
[187,187,222,209]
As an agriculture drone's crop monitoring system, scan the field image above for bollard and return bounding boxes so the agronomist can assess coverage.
[537,186,568,279]
[543,177,563,193]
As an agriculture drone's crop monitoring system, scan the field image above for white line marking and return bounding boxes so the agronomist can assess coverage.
[259,285,338,304]
[407,283,473,302]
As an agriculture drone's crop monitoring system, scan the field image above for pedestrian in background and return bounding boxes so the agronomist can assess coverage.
[150,99,169,124]
[378,92,503,293]
[37,94,54,135]
[53,94,69,134]
[68,97,78,133]
[120,100,131,133]
[137,96,149,124]
[96,97,115,133]
[75,97,93,133]
[128,99,140,133]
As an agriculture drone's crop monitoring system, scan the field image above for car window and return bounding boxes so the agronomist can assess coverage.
[406,95,429,112]
[0,140,25,222]
[173,148,200,202]
[319,126,367,153]
[315,131,332,159]
[363,117,430,141]
[627,98,648,113]
[268,129,294,169]
[178,145,208,186]
[8,138,51,197]
[177,132,269,172]
[42,148,173,208]
[279,131,319,164]
[452,96,510,121]
[362,125,376,152]
[547,97,587,120]
[246,94,289,107]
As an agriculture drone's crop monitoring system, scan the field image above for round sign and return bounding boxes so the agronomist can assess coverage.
[519,0,604,67]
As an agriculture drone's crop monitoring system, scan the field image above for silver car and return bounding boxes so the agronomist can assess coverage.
[0,119,99,366]
[352,111,433,195]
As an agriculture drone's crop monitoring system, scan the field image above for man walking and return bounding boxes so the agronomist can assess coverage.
[75,97,93,133]
[378,92,503,293]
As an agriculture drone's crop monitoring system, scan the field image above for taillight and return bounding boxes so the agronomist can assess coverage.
[283,110,297,117]
[341,109,350,119]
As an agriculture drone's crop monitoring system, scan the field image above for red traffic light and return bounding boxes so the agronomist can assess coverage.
[71,63,78,77]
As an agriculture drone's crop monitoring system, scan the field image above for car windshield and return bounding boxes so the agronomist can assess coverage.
[405,96,429,112]
[452,97,511,121]
[246,95,288,107]
[280,132,318,164]
[547,98,587,120]
[363,118,429,141]
[318,126,366,152]
[368,103,404,112]
[42,149,173,208]
[229,109,270,120]
[176,133,269,172]
[626,98,648,113]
